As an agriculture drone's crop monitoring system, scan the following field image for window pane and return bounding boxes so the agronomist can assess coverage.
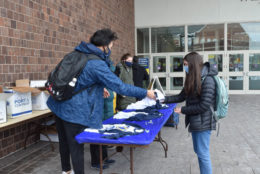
[170,77,183,90]
[188,24,224,51]
[228,22,260,50]
[249,53,260,71]
[137,28,149,53]
[208,54,223,72]
[229,54,244,72]
[152,26,184,53]
[159,78,166,90]
[170,56,183,72]
[153,56,166,73]
[249,76,260,90]
[229,76,243,90]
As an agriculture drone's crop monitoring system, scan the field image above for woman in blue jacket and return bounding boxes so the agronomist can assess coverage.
[164,52,217,174]
[47,29,155,174]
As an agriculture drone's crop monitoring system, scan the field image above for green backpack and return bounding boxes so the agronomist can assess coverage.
[203,75,229,136]
[211,76,229,121]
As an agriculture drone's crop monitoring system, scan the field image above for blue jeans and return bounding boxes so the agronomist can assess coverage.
[191,130,212,174]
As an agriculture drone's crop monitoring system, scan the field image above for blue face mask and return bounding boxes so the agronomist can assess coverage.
[184,65,189,74]
[104,46,111,59]
[125,61,133,67]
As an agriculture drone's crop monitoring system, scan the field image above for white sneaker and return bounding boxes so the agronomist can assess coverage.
[62,170,74,174]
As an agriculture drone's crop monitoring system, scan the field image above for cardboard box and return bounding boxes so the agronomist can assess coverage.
[0,93,12,123]
[30,80,49,111]
[4,87,33,118]
[32,91,49,110]
[16,79,30,87]
[5,79,39,117]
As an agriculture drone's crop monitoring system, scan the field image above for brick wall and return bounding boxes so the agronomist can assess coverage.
[0,0,135,86]
[0,122,39,158]
[0,0,135,158]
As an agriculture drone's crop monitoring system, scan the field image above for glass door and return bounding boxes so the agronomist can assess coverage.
[205,52,225,76]
[204,52,228,87]
[150,52,260,94]
[226,52,246,94]
[168,54,185,94]
[150,55,167,92]
[246,52,260,94]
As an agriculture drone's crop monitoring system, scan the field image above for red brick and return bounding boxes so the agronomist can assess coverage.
[0,64,3,73]
[11,56,17,64]
[3,65,8,73]
[0,17,4,26]
[10,20,16,28]
[9,65,14,73]
[7,10,13,19]
[15,65,20,73]
[0,55,4,64]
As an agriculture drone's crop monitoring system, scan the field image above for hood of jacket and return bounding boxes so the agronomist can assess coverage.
[75,41,110,65]
[201,62,218,78]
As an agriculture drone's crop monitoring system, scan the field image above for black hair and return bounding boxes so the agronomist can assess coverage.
[121,53,131,62]
[90,28,118,46]
[133,56,139,63]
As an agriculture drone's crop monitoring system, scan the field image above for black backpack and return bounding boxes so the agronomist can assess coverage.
[45,51,100,101]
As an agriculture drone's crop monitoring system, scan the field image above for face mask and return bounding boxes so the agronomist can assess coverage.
[125,61,133,67]
[104,46,111,59]
[184,65,189,74]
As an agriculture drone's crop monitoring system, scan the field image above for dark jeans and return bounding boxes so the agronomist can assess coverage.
[90,144,108,165]
[55,116,86,174]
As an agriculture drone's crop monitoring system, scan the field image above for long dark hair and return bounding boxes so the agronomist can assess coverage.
[184,52,204,96]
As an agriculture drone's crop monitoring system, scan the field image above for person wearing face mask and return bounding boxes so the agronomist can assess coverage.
[115,53,137,111]
[47,29,156,174]
[164,52,217,174]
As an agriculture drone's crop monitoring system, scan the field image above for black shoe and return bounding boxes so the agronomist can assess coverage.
[91,164,109,170]
[104,159,116,164]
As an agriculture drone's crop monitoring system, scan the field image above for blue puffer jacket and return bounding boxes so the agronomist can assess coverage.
[47,42,147,128]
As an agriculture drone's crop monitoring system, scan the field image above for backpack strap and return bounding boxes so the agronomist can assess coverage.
[72,53,102,96]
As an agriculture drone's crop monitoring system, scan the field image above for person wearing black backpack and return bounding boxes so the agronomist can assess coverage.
[164,52,217,174]
[47,29,156,174]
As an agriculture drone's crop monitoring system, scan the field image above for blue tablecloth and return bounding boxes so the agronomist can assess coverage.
[75,103,176,145]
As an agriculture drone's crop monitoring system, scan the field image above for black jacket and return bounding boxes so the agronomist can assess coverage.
[132,62,149,88]
[165,62,217,132]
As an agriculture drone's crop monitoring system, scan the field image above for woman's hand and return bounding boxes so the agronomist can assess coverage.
[103,88,110,98]
[174,107,182,114]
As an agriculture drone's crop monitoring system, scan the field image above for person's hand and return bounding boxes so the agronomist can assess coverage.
[174,107,182,114]
[147,90,156,100]
[103,88,110,98]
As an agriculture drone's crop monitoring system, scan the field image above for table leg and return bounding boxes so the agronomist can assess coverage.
[154,131,168,158]
[99,145,103,174]
[130,147,134,174]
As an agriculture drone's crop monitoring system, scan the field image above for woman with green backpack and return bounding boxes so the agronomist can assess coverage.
[164,52,217,174]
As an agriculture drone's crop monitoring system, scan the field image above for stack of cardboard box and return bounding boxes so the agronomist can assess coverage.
[0,79,50,124]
